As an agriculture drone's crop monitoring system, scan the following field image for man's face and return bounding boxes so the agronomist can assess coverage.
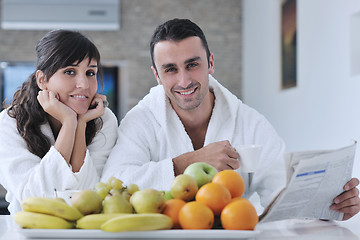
[152,36,214,113]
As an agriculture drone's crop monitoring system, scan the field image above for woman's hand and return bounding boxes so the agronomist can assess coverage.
[38,90,77,164]
[70,94,107,172]
[78,93,107,123]
[37,90,77,124]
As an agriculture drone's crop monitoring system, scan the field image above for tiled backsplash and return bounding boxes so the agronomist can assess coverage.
[0,0,243,113]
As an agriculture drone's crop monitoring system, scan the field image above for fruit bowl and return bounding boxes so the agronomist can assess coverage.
[17,228,261,239]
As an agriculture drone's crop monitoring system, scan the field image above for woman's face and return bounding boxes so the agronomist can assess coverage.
[41,57,98,114]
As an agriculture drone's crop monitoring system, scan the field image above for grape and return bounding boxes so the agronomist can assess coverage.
[127,183,139,195]
[95,182,110,200]
[95,182,108,191]
[106,177,124,191]
[106,177,116,189]
[112,179,124,190]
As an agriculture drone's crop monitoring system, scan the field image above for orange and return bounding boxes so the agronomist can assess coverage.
[229,196,243,203]
[178,201,214,229]
[220,198,258,230]
[195,182,231,215]
[212,170,245,198]
[162,199,186,229]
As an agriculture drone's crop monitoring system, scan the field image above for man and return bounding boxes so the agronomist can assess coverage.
[102,19,359,219]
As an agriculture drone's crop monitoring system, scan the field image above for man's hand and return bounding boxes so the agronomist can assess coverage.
[331,178,360,221]
[172,140,240,175]
[197,140,240,171]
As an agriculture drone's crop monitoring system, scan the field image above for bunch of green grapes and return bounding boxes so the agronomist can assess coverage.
[94,177,140,200]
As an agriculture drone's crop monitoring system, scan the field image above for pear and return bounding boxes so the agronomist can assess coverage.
[130,189,165,213]
[71,190,103,215]
[170,174,198,201]
[122,191,131,201]
[109,189,121,196]
[103,193,133,214]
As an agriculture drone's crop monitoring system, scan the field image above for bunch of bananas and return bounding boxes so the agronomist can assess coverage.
[14,197,83,229]
[15,197,172,231]
[77,213,173,232]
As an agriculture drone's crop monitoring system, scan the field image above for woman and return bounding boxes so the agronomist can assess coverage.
[0,30,118,214]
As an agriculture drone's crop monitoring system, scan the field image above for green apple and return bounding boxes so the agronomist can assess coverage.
[170,174,198,201]
[184,162,218,188]
[130,189,166,213]
[71,189,103,215]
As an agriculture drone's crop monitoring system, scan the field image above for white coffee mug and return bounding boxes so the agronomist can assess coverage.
[236,145,262,173]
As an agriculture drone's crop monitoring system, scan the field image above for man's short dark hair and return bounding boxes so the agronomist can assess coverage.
[150,18,211,71]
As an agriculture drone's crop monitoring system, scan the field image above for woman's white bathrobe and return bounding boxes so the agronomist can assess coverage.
[0,108,118,214]
[102,75,286,208]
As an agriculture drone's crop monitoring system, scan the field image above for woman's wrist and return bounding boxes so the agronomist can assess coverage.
[62,116,77,131]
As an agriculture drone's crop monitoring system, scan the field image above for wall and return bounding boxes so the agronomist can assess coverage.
[0,0,243,212]
[243,0,360,187]
[0,0,243,118]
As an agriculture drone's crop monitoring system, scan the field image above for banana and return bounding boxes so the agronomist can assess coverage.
[21,197,83,221]
[76,213,131,229]
[14,211,74,229]
[101,213,173,232]
[54,197,67,204]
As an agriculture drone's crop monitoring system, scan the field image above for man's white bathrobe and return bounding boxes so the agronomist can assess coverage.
[0,108,118,214]
[102,75,286,209]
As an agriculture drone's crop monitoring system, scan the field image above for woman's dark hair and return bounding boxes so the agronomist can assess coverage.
[150,18,211,72]
[7,29,103,158]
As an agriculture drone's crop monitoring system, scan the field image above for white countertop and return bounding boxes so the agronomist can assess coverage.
[0,214,359,240]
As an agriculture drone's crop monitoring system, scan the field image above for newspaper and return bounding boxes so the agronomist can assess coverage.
[259,142,356,223]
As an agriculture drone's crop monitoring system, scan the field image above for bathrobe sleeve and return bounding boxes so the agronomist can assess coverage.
[101,105,176,191]
[0,108,118,214]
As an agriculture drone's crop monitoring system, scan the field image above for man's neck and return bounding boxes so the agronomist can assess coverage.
[174,91,215,149]
[176,91,214,125]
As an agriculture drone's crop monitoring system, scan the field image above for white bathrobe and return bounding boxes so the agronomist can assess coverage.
[0,108,118,214]
[102,75,286,208]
